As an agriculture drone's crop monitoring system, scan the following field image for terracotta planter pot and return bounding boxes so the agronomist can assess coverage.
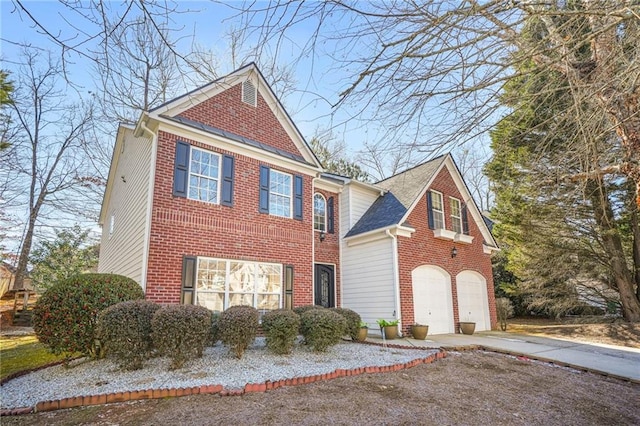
[357,327,368,342]
[459,322,476,335]
[411,325,429,340]
[382,325,398,340]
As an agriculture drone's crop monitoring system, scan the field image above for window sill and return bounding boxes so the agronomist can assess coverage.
[454,233,474,244]
[433,229,457,241]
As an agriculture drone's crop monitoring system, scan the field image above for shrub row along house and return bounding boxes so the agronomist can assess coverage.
[98,63,499,336]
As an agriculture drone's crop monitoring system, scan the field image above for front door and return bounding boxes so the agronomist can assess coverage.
[314,264,335,308]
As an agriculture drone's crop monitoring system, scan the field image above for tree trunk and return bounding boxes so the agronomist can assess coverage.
[588,180,640,321]
[12,216,36,291]
[631,198,640,300]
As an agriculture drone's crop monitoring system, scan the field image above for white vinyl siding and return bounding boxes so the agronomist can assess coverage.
[98,127,152,285]
[341,237,396,333]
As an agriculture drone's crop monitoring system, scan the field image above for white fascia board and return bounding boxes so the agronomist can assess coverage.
[483,244,501,254]
[154,118,322,176]
[314,177,344,193]
[347,179,386,195]
[345,225,416,247]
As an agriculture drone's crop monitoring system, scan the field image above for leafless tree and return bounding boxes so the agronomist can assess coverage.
[0,49,99,290]
[454,146,493,211]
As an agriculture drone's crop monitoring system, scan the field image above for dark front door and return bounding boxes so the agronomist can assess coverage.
[314,264,335,308]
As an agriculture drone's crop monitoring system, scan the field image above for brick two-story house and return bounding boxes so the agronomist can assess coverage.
[98,63,499,335]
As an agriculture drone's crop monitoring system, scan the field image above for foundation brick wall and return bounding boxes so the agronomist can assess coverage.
[396,167,497,334]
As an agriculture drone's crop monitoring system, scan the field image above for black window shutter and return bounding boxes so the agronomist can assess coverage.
[327,196,335,234]
[426,191,435,230]
[221,155,235,206]
[462,203,469,235]
[181,256,197,305]
[173,141,190,197]
[294,175,303,220]
[259,165,270,213]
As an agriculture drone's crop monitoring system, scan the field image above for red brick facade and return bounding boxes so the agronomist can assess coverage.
[145,127,315,306]
[396,167,497,334]
[180,83,300,158]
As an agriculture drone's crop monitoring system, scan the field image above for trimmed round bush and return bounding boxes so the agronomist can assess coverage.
[209,312,221,346]
[151,305,211,370]
[218,305,259,359]
[97,300,160,370]
[330,307,361,341]
[261,309,300,355]
[33,273,144,357]
[300,308,347,352]
[293,305,324,317]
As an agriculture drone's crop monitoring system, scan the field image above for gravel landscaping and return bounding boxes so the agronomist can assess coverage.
[1,338,437,409]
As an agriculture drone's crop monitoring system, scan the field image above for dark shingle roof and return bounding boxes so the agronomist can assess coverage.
[162,115,310,165]
[345,155,447,237]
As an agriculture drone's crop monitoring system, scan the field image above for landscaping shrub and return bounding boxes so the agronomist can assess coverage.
[209,312,221,346]
[218,305,259,359]
[496,297,515,331]
[261,309,300,354]
[151,305,211,369]
[292,305,324,317]
[32,273,144,357]
[300,308,346,352]
[97,300,160,370]
[330,307,361,340]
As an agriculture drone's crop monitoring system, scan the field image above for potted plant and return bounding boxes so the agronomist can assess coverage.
[411,323,429,340]
[377,319,399,340]
[357,321,368,342]
[459,312,476,335]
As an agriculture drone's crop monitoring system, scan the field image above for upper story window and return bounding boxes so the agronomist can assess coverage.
[188,147,221,203]
[430,190,445,229]
[314,193,327,232]
[450,197,463,233]
[269,169,292,217]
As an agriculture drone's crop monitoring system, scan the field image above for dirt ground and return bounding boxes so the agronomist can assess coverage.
[506,317,640,348]
[3,351,639,426]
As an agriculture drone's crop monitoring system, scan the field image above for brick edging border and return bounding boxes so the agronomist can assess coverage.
[0,350,447,417]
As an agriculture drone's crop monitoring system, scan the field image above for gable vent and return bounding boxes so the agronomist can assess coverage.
[242,80,257,107]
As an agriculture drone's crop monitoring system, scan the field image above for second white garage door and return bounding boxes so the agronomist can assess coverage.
[412,265,454,334]
[456,270,490,332]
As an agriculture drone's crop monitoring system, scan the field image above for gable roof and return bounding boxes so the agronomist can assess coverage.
[345,154,498,248]
[146,63,321,168]
[345,156,446,237]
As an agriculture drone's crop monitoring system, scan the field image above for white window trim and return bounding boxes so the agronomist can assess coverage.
[269,169,293,218]
[313,193,327,232]
[449,197,463,234]
[195,257,283,313]
[431,190,445,229]
[187,146,222,204]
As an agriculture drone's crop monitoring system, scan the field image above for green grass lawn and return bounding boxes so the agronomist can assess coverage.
[0,334,70,380]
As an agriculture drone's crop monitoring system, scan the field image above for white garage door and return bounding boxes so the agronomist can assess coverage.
[412,266,454,334]
[456,271,490,332]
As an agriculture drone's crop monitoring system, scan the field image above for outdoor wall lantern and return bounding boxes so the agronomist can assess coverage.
[319,231,326,242]
[451,247,458,258]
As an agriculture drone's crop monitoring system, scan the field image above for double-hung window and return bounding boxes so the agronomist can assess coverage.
[269,169,292,217]
[188,147,221,203]
[314,193,327,232]
[450,197,463,233]
[195,257,282,315]
[430,191,445,229]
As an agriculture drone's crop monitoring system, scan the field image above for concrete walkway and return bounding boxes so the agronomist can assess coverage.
[368,331,640,383]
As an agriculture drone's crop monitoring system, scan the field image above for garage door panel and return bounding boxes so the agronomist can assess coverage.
[456,271,490,331]
[412,266,454,335]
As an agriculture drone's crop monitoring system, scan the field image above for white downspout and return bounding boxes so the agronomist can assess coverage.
[139,119,156,292]
[386,229,403,336]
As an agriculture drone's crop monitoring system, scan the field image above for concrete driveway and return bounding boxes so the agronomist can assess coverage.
[370,331,640,382]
